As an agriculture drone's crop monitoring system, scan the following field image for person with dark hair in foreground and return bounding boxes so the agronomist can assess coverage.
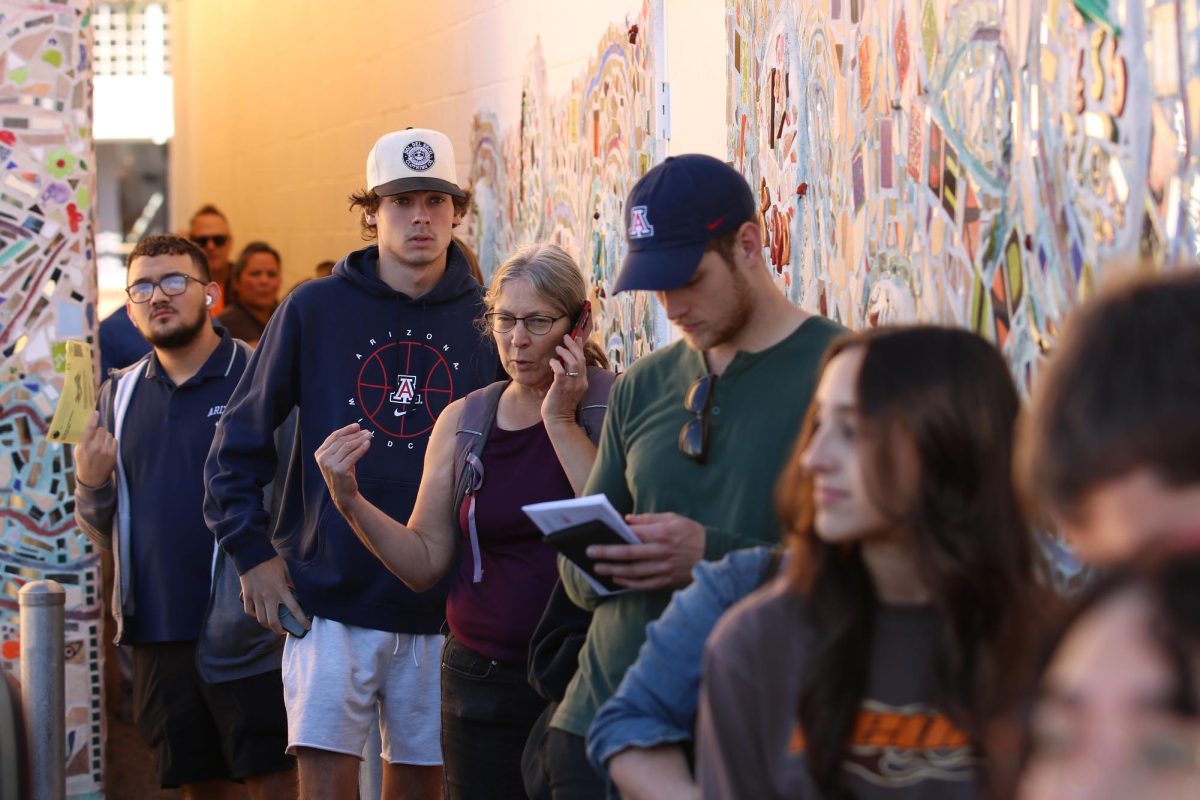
[1017,268,1200,566]
[1012,267,1200,799]
[1020,553,1200,799]
[697,326,1041,799]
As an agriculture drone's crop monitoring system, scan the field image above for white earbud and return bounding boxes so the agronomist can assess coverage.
[206,295,213,307]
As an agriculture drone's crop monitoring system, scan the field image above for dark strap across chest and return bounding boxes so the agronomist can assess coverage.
[453,367,615,582]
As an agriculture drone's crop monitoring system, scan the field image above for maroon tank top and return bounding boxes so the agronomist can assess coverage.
[449,418,573,665]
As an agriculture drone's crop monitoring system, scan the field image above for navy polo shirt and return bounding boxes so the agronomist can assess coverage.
[122,332,246,643]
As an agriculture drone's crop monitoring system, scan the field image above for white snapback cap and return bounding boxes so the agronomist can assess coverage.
[366,128,465,198]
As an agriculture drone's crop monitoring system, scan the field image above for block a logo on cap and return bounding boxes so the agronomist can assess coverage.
[629,205,655,239]
[402,140,435,172]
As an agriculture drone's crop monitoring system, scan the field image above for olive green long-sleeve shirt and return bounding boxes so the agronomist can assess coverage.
[553,315,844,737]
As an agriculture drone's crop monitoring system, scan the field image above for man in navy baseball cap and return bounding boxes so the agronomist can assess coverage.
[614,154,758,292]
[546,153,845,796]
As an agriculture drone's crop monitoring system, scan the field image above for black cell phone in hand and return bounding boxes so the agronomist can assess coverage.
[278,603,307,638]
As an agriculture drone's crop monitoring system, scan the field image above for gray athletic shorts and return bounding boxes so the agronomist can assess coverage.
[282,616,443,765]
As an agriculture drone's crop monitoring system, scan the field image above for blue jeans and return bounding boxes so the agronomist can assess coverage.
[440,636,545,800]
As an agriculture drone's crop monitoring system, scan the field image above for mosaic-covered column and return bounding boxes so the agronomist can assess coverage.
[0,2,103,796]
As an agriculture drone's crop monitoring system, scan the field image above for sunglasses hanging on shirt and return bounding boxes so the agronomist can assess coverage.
[678,373,717,463]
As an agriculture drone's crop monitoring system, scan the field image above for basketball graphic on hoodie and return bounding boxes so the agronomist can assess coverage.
[356,340,454,438]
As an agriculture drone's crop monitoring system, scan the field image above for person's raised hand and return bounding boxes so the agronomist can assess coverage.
[315,422,373,514]
[542,332,588,426]
[74,411,117,488]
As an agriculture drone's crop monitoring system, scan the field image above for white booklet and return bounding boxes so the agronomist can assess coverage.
[522,494,641,596]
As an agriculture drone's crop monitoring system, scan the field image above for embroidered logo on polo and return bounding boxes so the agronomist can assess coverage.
[402,140,435,171]
[628,205,655,239]
[789,700,975,787]
[349,329,460,448]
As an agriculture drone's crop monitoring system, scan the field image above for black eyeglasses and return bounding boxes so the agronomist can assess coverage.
[126,272,207,303]
[679,373,716,462]
[191,235,229,248]
[484,312,567,335]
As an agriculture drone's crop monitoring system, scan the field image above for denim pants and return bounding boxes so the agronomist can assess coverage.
[440,636,545,800]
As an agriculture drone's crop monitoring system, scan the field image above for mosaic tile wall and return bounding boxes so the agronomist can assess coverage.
[0,1,103,795]
[728,0,1200,394]
[464,0,664,371]
[728,0,1200,590]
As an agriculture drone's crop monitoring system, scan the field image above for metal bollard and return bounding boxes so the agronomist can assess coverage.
[19,581,65,800]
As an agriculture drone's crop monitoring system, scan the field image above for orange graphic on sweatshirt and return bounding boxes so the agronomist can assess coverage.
[789,701,976,788]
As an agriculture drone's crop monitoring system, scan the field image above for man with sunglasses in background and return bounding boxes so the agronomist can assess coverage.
[189,204,235,314]
[75,234,295,797]
[546,155,843,795]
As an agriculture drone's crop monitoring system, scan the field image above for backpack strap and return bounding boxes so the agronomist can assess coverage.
[454,381,508,583]
[453,369,617,584]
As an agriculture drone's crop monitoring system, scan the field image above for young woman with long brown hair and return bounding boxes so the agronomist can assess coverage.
[696,326,1040,799]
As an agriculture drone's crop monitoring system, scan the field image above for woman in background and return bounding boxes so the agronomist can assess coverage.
[217,241,282,346]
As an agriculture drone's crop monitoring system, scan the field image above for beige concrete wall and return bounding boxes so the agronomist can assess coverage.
[168,0,724,288]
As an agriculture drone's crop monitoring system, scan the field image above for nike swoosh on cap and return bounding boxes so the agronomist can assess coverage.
[706,215,727,231]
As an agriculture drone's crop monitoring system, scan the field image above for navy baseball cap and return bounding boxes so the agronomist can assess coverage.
[614,154,757,293]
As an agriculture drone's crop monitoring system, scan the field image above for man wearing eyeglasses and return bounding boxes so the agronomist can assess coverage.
[546,155,844,793]
[74,234,296,796]
[189,204,235,314]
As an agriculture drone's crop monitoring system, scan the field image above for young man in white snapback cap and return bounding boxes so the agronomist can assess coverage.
[205,128,500,799]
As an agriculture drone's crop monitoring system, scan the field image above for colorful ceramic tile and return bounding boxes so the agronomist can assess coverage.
[465,1,662,371]
[727,0,1200,585]
[0,3,102,795]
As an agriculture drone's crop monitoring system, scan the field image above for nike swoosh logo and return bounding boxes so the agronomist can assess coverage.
[394,409,407,417]
[706,215,727,231]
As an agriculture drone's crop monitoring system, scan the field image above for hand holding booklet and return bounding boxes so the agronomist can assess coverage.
[522,494,641,596]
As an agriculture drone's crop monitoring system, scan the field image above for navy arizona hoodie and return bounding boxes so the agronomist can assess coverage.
[204,242,499,633]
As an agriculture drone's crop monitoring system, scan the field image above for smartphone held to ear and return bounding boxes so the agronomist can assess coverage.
[569,300,592,342]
